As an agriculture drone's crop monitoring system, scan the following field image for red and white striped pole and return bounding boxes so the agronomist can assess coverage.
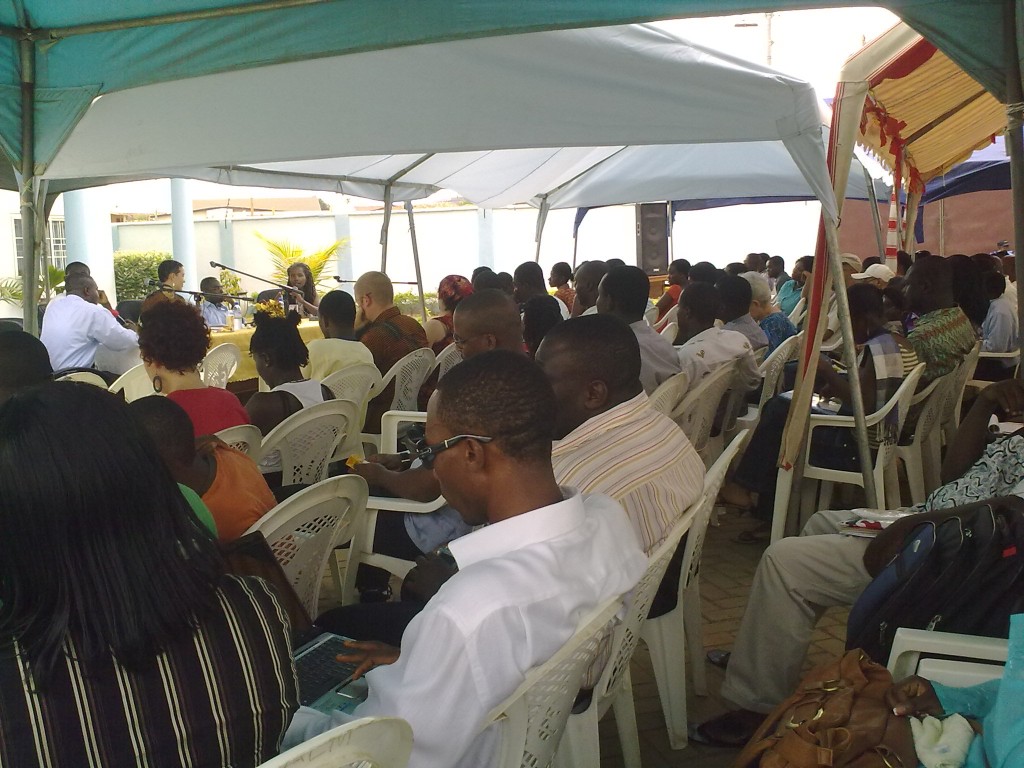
[884,186,900,271]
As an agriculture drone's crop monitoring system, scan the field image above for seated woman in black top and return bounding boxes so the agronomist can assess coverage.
[0,382,297,767]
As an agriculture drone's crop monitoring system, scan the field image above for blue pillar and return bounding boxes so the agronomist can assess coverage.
[64,188,117,304]
[170,178,198,291]
[335,212,354,282]
[476,208,494,269]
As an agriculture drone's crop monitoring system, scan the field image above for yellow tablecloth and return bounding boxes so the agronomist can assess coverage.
[212,320,324,382]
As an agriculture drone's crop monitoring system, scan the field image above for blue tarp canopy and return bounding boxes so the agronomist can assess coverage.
[921,137,1010,206]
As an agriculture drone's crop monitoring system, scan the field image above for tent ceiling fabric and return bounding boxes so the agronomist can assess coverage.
[840,23,1007,185]
[38,24,839,218]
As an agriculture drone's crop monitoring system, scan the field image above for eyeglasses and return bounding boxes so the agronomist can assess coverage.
[412,434,493,466]
[452,332,487,348]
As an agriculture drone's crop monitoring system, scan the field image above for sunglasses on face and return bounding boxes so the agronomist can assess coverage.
[412,434,494,466]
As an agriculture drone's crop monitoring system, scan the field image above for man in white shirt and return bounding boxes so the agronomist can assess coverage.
[40,274,138,372]
[597,264,681,393]
[977,270,1019,380]
[675,282,761,393]
[285,350,647,768]
[302,289,374,379]
[718,274,769,351]
[198,276,232,328]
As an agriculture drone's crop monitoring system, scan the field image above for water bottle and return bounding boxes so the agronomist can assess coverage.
[231,306,244,331]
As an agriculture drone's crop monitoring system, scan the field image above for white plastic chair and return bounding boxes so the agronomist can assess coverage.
[245,474,368,618]
[556,507,694,768]
[336,410,445,604]
[214,424,263,458]
[257,716,412,768]
[641,429,750,750]
[487,598,623,768]
[730,332,801,441]
[796,363,925,522]
[258,398,358,486]
[108,363,156,402]
[966,349,1020,392]
[940,342,981,447]
[56,370,108,387]
[655,304,679,334]
[200,342,241,388]
[888,370,953,505]
[434,342,463,380]
[672,361,736,465]
[362,348,436,451]
[647,371,689,417]
[322,362,385,459]
[887,627,1007,687]
[787,296,806,326]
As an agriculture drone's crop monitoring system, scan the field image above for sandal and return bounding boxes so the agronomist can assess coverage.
[689,710,765,748]
[732,523,770,545]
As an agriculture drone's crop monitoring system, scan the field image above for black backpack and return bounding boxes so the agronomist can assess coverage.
[846,496,1024,663]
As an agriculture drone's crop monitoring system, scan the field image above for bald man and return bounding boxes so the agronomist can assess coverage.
[571,260,608,316]
[450,288,524,356]
[354,271,428,432]
[40,274,138,372]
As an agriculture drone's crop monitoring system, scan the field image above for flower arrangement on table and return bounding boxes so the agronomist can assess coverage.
[252,299,285,319]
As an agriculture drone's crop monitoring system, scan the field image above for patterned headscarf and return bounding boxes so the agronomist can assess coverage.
[437,274,474,311]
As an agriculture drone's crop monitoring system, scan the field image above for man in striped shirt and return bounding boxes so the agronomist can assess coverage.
[539,314,705,555]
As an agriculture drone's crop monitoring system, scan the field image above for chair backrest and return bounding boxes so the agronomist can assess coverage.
[656,304,679,333]
[115,299,144,324]
[108,363,156,402]
[754,333,801,412]
[245,474,368,618]
[257,716,413,768]
[943,342,981,430]
[787,296,806,326]
[678,430,749,595]
[201,342,241,388]
[259,398,358,485]
[322,362,384,408]
[899,369,952,446]
[672,361,736,455]
[215,424,263,457]
[588,509,693,710]
[381,348,436,412]
[647,371,689,417]
[487,598,623,768]
[868,363,926,469]
[256,288,283,304]
[434,342,463,380]
[56,370,109,387]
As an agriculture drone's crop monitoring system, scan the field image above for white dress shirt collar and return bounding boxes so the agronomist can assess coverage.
[447,486,584,570]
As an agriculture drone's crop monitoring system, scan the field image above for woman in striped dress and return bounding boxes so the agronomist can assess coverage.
[0,383,298,767]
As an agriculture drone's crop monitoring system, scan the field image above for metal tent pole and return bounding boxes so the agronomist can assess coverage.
[825,214,877,505]
[863,165,885,259]
[1005,1,1024,370]
[19,38,37,335]
[380,184,393,272]
[404,201,427,323]
[534,197,549,263]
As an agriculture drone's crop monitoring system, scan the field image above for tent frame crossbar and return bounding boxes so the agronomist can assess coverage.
[2,0,331,41]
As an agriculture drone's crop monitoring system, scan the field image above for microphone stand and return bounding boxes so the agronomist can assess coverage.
[211,261,293,293]
[147,284,252,302]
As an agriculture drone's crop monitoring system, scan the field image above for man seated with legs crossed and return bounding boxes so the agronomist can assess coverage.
[695,377,1024,747]
[284,350,647,767]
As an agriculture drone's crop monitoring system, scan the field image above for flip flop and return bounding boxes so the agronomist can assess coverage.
[706,649,731,670]
[688,710,764,749]
[732,525,770,545]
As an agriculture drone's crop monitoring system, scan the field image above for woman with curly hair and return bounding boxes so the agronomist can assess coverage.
[424,274,473,354]
[137,301,249,436]
[245,311,334,437]
[286,262,320,318]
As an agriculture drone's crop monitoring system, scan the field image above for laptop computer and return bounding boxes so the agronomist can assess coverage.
[221,532,370,714]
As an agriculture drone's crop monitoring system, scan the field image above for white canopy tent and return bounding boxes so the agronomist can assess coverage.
[41,24,839,222]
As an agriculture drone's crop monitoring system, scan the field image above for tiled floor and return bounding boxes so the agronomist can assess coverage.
[318,509,851,768]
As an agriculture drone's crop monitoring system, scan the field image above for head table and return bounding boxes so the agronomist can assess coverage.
[211,320,325,383]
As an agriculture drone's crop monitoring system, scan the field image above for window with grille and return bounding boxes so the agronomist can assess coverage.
[14,217,69,275]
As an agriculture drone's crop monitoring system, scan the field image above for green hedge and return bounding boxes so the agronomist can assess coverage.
[394,290,439,318]
[114,250,171,300]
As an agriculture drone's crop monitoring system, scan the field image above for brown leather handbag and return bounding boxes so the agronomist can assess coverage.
[734,649,917,768]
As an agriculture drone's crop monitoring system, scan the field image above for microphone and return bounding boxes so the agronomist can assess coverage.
[145,278,160,287]
[210,261,226,270]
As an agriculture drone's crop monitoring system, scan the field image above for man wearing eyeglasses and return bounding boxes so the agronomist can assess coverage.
[284,351,646,768]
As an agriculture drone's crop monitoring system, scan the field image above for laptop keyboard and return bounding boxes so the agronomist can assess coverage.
[296,636,360,706]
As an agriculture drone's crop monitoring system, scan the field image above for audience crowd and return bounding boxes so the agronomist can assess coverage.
[3,245,1020,767]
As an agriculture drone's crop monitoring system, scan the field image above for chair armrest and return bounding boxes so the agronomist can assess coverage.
[366,495,446,515]
[888,627,1009,681]
[807,412,855,429]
